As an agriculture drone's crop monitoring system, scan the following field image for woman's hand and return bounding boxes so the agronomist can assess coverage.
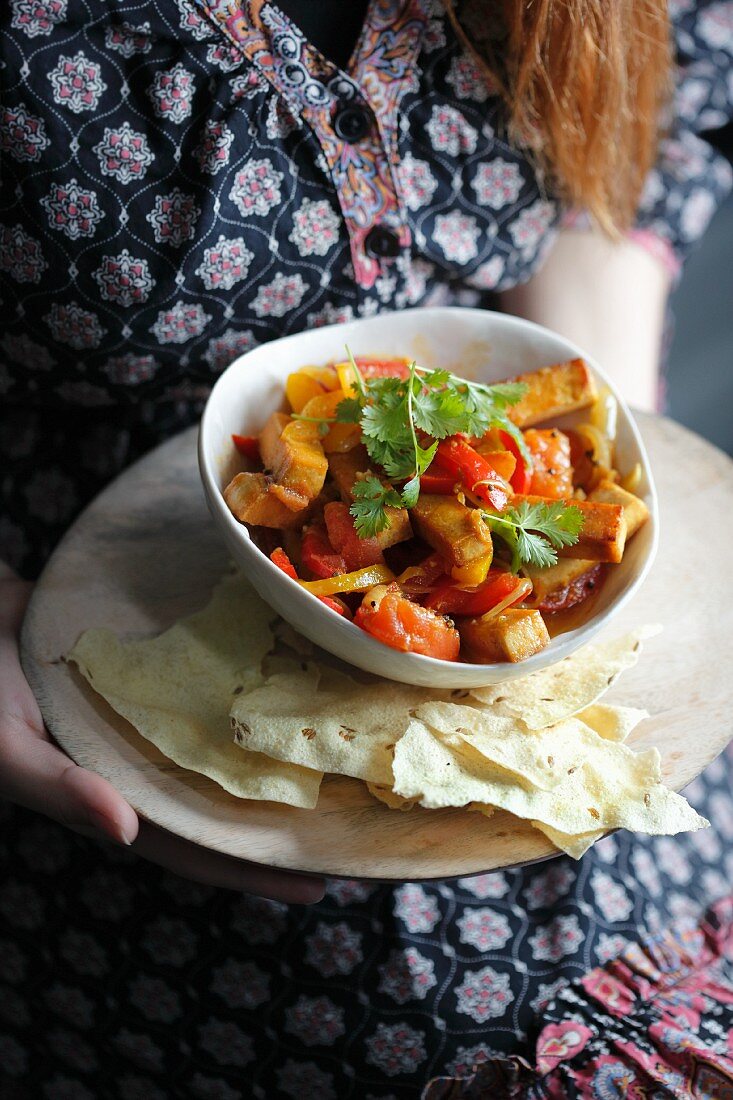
[0,572,324,904]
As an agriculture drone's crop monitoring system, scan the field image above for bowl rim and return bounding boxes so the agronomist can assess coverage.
[198,306,659,682]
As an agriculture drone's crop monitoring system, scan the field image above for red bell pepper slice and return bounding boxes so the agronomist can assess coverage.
[396,552,447,595]
[499,430,532,494]
[435,438,508,511]
[270,547,298,579]
[353,357,412,379]
[301,525,347,579]
[318,595,353,618]
[423,570,532,617]
[232,434,260,462]
[271,546,353,617]
[420,468,459,494]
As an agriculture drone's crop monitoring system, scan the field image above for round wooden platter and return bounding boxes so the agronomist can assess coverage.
[20,415,733,881]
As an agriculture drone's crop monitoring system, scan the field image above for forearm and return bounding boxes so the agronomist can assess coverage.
[499,229,673,413]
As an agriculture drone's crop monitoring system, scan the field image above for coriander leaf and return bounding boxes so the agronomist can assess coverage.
[411,384,467,438]
[483,500,584,570]
[335,396,363,423]
[419,367,451,386]
[365,435,416,480]
[484,514,522,573]
[415,438,438,475]
[479,381,527,408]
[350,477,402,538]
[510,500,584,549]
[546,502,584,546]
[361,393,411,444]
[400,474,421,509]
[515,528,558,568]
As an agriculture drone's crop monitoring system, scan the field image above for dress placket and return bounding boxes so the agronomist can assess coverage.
[191,0,428,289]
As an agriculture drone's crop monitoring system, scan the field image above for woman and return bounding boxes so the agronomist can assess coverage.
[1,0,732,1095]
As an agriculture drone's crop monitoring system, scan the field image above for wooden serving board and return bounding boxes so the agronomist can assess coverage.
[20,416,733,880]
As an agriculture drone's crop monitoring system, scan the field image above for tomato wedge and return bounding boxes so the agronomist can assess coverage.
[355,584,460,661]
[423,571,532,616]
[232,434,260,462]
[435,438,508,511]
[523,428,573,499]
[324,501,385,571]
[498,430,532,493]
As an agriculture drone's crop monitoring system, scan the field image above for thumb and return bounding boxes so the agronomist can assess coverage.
[3,728,139,846]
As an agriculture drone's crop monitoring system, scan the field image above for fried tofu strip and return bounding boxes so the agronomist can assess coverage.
[259,412,328,506]
[509,359,597,428]
[587,479,649,539]
[411,495,493,569]
[328,446,412,549]
[512,494,627,563]
[223,472,308,529]
[459,609,550,663]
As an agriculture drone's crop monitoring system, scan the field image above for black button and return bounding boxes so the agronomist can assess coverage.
[333,104,371,143]
[364,225,401,260]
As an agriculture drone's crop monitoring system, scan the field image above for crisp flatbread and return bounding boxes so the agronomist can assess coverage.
[468,626,661,728]
[68,572,322,808]
[392,718,708,841]
[231,667,426,785]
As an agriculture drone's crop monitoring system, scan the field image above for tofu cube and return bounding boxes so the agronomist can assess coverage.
[509,359,597,428]
[588,479,649,539]
[259,411,328,503]
[411,495,494,569]
[459,608,551,663]
[223,472,308,528]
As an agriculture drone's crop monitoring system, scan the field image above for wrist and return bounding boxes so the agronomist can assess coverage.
[0,576,33,638]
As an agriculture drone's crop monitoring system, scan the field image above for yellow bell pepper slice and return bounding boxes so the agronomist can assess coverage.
[285,371,326,414]
[450,553,493,587]
[298,390,361,453]
[299,390,347,420]
[299,565,395,597]
[300,365,341,391]
[336,361,358,395]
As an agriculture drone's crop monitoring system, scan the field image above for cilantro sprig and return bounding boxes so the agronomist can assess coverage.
[483,501,584,572]
[326,348,532,536]
[350,477,403,537]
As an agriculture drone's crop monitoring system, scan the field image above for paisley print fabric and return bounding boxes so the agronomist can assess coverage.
[424,895,733,1097]
[1,1,733,1096]
[1,753,733,1097]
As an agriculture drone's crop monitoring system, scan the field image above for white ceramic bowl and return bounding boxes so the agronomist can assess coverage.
[199,307,657,687]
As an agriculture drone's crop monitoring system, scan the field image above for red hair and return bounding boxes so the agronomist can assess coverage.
[444,0,673,233]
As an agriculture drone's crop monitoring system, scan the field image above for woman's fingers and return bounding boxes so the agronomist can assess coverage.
[131,819,326,904]
[2,575,323,902]
[0,714,139,846]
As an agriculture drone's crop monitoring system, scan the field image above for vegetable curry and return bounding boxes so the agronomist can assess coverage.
[224,354,649,664]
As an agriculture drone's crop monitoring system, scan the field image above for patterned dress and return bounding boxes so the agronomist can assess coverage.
[1,1,733,1097]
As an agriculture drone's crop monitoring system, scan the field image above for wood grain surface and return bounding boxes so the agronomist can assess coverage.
[20,415,733,880]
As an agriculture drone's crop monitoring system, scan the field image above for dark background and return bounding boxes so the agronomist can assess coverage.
[667,129,733,456]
